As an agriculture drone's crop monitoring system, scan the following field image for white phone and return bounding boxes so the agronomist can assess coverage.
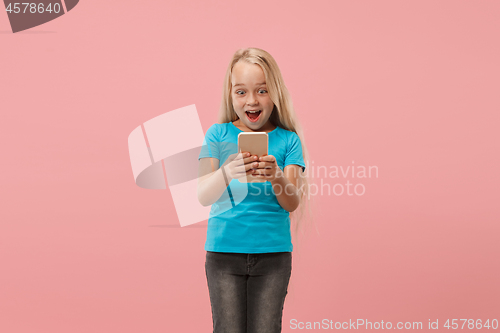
[237,132,268,183]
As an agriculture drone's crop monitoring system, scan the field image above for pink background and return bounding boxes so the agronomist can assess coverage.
[1,1,499,332]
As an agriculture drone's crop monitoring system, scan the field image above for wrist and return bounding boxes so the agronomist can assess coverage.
[221,165,231,186]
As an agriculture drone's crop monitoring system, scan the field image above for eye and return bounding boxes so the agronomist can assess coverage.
[259,89,268,94]
[235,90,245,95]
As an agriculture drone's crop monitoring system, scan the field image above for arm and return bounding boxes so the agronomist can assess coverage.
[197,157,228,207]
[197,153,255,206]
[253,154,302,212]
[270,165,302,212]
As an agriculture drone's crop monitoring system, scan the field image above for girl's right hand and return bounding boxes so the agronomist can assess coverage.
[222,151,259,182]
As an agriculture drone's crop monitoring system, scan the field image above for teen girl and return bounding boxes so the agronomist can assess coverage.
[198,47,312,333]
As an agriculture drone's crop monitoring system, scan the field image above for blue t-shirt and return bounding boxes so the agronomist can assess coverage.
[198,121,306,253]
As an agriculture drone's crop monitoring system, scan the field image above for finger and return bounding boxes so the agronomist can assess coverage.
[249,161,260,170]
[251,173,270,179]
[263,162,275,169]
[244,168,255,175]
[241,152,252,159]
[259,155,275,163]
[234,168,255,179]
[232,153,251,166]
[253,162,273,169]
[247,162,259,171]
[252,169,271,176]
[243,155,259,165]
[236,163,257,173]
[234,152,248,161]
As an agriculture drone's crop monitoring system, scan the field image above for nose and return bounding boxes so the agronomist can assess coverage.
[246,92,258,105]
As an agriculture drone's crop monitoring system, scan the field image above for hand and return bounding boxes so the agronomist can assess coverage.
[222,151,258,182]
[251,154,283,182]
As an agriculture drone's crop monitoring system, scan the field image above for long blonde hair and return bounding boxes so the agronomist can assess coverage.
[217,47,318,252]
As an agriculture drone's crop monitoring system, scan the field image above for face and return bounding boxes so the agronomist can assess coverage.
[231,61,275,131]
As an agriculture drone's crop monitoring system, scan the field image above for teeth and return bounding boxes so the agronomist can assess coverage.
[247,110,261,113]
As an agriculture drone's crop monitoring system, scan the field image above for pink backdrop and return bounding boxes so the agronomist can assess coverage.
[1,0,499,332]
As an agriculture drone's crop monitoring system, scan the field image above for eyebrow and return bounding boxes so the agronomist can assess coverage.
[233,82,266,87]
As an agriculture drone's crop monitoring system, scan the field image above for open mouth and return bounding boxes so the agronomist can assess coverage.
[245,110,262,122]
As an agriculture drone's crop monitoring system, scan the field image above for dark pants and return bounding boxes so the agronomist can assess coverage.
[205,251,292,333]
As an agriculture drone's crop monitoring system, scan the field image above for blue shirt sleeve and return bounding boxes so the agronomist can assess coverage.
[198,124,220,160]
[284,131,306,172]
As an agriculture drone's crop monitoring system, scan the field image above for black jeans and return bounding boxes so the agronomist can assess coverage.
[205,251,292,333]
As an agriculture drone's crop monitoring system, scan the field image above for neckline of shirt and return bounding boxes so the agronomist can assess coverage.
[229,121,279,135]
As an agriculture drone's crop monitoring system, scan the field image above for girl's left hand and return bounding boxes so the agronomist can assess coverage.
[251,154,283,182]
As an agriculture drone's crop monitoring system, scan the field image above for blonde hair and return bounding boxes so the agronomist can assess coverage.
[217,47,318,253]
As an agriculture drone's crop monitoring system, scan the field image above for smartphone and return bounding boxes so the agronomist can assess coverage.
[237,132,268,183]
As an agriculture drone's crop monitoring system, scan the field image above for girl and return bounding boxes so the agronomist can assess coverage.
[197,47,313,333]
